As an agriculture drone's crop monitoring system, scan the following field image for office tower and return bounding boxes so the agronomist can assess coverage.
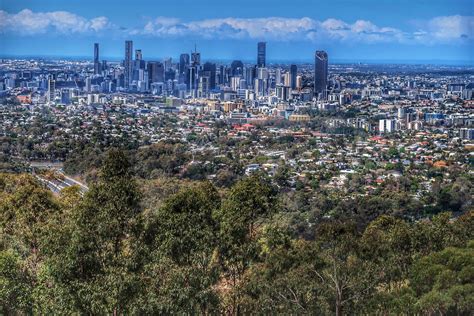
[275,68,282,86]
[283,72,291,87]
[164,58,173,71]
[239,78,247,90]
[314,50,328,100]
[47,78,55,103]
[257,42,266,67]
[85,77,92,92]
[137,69,149,92]
[203,62,217,90]
[218,65,226,85]
[188,66,197,94]
[231,77,241,91]
[147,61,164,83]
[101,60,107,73]
[93,43,100,75]
[198,76,210,97]
[124,40,133,89]
[245,66,256,89]
[230,60,244,77]
[135,49,142,60]
[133,49,145,81]
[257,67,268,80]
[290,64,297,90]
[179,53,190,75]
[276,85,290,101]
[191,48,201,66]
[296,75,302,90]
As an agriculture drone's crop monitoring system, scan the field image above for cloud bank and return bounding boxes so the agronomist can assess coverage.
[0,9,113,35]
[1,9,472,44]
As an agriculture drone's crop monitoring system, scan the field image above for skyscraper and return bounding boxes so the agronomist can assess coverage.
[245,66,256,89]
[314,50,328,100]
[191,51,201,66]
[124,40,133,89]
[85,76,92,92]
[147,61,164,84]
[290,64,297,90]
[203,62,217,90]
[257,42,266,67]
[47,78,55,103]
[230,60,244,77]
[135,49,142,61]
[188,46,200,95]
[164,58,173,71]
[93,43,100,75]
[179,53,190,75]
[133,49,145,81]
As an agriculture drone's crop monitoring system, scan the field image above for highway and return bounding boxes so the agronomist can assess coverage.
[35,173,88,195]
[30,162,88,195]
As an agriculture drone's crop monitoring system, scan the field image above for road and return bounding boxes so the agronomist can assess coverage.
[29,162,88,195]
[35,173,88,195]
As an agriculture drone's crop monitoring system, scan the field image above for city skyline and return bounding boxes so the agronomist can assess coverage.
[1,0,473,63]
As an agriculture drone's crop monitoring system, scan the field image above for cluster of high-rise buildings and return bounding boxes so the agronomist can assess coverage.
[88,41,329,100]
[2,42,473,141]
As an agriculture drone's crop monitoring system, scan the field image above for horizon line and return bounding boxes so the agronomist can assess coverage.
[1,54,474,67]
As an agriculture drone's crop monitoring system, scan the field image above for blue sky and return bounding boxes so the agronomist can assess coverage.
[1,0,473,63]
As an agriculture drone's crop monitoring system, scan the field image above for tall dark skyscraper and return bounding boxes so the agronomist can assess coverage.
[47,77,55,103]
[257,42,266,67]
[124,40,133,89]
[191,51,201,66]
[188,46,200,94]
[314,50,328,100]
[93,43,100,75]
[203,62,217,90]
[179,53,190,75]
[290,64,297,90]
[147,61,164,84]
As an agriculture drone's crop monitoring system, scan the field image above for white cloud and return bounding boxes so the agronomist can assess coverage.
[319,18,405,42]
[427,15,474,40]
[0,9,114,35]
[0,9,472,45]
[136,17,410,43]
[139,17,319,41]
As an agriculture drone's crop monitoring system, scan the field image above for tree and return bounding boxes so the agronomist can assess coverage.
[237,227,330,314]
[215,174,278,314]
[0,250,32,314]
[43,148,142,314]
[136,182,221,313]
[313,220,383,316]
[0,174,59,257]
[409,242,474,314]
[0,174,58,314]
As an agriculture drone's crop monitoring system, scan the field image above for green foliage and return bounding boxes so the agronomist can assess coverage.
[0,250,32,314]
[151,181,220,265]
[410,242,474,314]
[0,162,472,314]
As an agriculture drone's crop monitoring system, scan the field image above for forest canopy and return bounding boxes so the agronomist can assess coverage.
[1,149,473,314]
